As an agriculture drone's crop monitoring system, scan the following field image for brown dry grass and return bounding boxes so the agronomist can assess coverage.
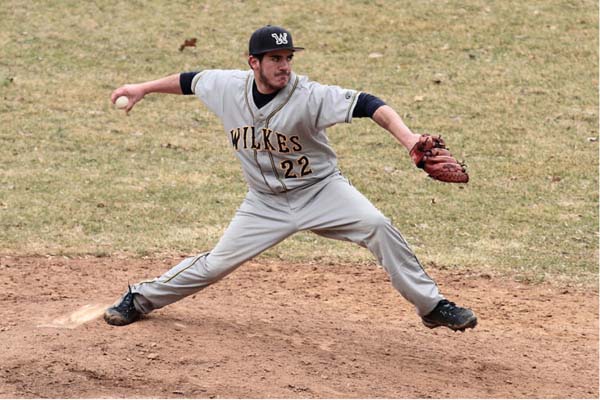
[0,0,598,284]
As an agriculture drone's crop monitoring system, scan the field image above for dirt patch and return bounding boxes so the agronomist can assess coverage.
[0,256,598,398]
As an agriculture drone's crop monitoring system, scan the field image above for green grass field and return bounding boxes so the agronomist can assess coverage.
[1,0,597,284]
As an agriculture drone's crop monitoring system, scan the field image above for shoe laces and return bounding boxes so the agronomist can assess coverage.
[439,299,456,308]
[437,299,460,315]
[115,285,136,313]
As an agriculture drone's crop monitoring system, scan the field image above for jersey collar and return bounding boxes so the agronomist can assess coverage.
[245,71,299,127]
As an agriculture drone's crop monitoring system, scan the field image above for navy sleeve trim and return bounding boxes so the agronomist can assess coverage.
[180,71,199,95]
[352,92,386,118]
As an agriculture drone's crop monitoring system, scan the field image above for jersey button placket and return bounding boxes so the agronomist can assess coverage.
[254,121,282,194]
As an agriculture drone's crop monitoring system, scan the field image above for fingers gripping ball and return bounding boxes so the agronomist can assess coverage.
[409,134,469,183]
[115,96,129,109]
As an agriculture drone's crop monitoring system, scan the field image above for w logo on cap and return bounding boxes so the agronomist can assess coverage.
[271,32,288,45]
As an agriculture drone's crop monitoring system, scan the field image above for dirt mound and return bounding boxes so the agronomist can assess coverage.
[1,256,598,398]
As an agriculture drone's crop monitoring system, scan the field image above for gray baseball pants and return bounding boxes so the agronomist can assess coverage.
[131,172,443,317]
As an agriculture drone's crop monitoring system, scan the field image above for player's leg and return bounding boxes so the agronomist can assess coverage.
[297,174,476,331]
[104,190,296,325]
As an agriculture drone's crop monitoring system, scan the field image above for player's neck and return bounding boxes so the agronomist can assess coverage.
[252,81,279,109]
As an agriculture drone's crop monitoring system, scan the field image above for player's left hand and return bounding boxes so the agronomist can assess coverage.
[409,134,469,183]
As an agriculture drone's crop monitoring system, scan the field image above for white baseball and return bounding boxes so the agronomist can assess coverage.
[115,96,129,109]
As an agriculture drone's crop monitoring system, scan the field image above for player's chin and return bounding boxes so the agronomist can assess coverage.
[273,75,290,88]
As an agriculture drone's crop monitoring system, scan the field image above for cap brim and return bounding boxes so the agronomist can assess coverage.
[252,46,304,55]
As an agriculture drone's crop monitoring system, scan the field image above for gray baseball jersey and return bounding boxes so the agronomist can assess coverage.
[191,70,358,193]
[129,69,444,318]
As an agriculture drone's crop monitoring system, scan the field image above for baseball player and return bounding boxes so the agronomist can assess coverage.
[105,25,476,332]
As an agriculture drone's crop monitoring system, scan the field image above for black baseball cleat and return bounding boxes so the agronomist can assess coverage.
[422,299,477,332]
[104,286,141,326]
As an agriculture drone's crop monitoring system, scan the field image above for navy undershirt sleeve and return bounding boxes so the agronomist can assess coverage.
[353,92,386,118]
[180,71,199,95]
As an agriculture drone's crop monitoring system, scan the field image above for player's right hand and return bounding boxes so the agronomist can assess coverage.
[111,84,145,113]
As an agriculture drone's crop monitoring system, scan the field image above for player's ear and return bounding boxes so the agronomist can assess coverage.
[248,55,260,70]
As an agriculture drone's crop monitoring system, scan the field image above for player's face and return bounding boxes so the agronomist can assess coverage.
[253,50,294,93]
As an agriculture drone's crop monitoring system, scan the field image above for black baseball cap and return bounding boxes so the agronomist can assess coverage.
[249,25,304,56]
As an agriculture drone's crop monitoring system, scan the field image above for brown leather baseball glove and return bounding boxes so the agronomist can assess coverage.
[409,134,469,183]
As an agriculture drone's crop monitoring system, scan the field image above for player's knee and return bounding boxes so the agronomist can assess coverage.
[360,211,389,234]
